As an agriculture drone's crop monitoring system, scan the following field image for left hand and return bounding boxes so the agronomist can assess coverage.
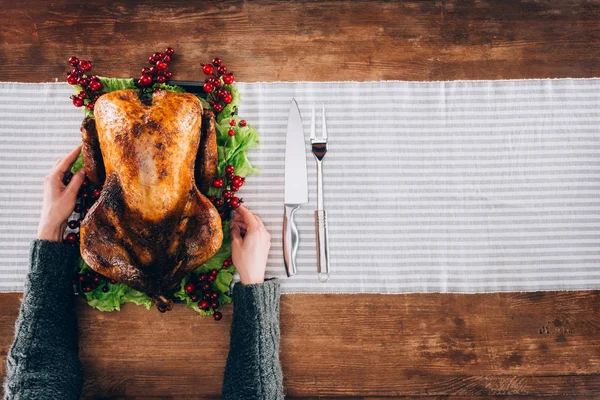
[37,145,86,242]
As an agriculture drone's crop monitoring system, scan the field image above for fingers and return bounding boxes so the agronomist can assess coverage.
[63,169,86,200]
[233,219,247,232]
[233,211,245,222]
[53,145,83,176]
[230,220,243,244]
[235,205,257,228]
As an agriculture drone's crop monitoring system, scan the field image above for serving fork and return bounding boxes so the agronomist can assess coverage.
[311,103,331,282]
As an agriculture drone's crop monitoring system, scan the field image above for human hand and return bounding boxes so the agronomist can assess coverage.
[37,145,86,242]
[230,206,271,285]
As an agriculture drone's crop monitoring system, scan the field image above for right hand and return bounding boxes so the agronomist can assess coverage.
[230,206,271,285]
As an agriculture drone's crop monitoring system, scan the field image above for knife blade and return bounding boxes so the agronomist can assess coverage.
[283,99,309,277]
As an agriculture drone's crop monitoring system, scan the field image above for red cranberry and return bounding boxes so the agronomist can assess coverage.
[212,57,222,66]
[199,300,209,310]
[213,103,223,112]
[72,97,84,107]
[229,197,241,209]
[89,80,102,91]
[222,190,234,199]
[203,82,214,93]
[223,93,233,104]
[83,286,93,293]
[165,47,174,56]
[189,294,199,302]
[228,129,235,136]
[65,232,78,243]
[239,120,247,127]
[184,283,196,293]
[85,102,95,111]
[217,65,227,75]
[202,283,211,291]
[210,291,219,299]
[162,55,171,63]
[156,75,166,83]
[138,75,152,87]
[213,178,224,188]
[209,77,221,87]
[202,64,215,75]
[210,300,219,309]
[223,74,235,85]
[198,274,208,282]
[141,67,152,76]
[215,199,224,207]
[156,61,168,71]
[92,189,101,198]
[208,274,216,282]
[78,60,92,72]
[225,165,235,174]
[68,220,80,229]
[66,74,78,85]
[165,71,172,79]
[213,311,222,321]
[68,56,79,66]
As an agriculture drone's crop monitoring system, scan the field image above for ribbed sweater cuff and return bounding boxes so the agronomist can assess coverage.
[232,278,280,322]
[28,240,80,296]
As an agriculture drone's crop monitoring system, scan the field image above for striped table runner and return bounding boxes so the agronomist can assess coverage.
[1,79,599,293]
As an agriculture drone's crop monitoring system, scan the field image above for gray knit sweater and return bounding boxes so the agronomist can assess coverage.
[4,240,285,399]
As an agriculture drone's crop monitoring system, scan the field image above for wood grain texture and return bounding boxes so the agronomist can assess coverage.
[1,291,600,398]
[0,0,599,82]
[1,0,600,398]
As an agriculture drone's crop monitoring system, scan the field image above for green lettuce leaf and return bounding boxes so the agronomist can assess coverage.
[98,77,137,92]
[70,151,84,174]
[153,82,185,93]
[215,116,260,176]
[79,258,152,311]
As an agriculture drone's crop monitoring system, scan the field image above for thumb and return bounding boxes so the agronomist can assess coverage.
[64,169,86,200]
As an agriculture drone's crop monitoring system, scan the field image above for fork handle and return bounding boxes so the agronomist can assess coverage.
[315,210,330,282]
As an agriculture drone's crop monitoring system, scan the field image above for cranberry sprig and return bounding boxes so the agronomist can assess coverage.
[62,173,101,247]
[209,161,245,219]
[138,47,175,87]
[202,57,235,114]
[74,269,117,294]
[183,263,232,321]
[66,57,105,111]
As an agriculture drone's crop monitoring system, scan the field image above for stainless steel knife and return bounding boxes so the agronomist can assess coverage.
[283,99,309,277]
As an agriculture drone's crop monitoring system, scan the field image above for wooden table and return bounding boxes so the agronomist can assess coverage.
[1,1,599,398]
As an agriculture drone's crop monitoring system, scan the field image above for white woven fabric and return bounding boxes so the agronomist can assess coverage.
[1,79,599,293]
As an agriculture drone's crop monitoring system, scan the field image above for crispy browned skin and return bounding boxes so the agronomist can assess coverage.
[79,89,223,311]
[195,109,218,193]
[81,117,105,186]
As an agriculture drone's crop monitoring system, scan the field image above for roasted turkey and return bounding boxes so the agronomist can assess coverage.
[79,89,223,312]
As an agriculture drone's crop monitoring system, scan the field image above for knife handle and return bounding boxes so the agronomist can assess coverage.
[283,204,301,277]
[315,210,330,282]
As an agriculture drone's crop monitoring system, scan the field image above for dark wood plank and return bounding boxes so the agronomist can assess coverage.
[1,0,600,398]
[0,0,599,83]
[1,291,599,397]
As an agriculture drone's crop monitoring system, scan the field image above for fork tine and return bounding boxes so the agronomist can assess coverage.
[310,102,316,141]
[321,103,327,140]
